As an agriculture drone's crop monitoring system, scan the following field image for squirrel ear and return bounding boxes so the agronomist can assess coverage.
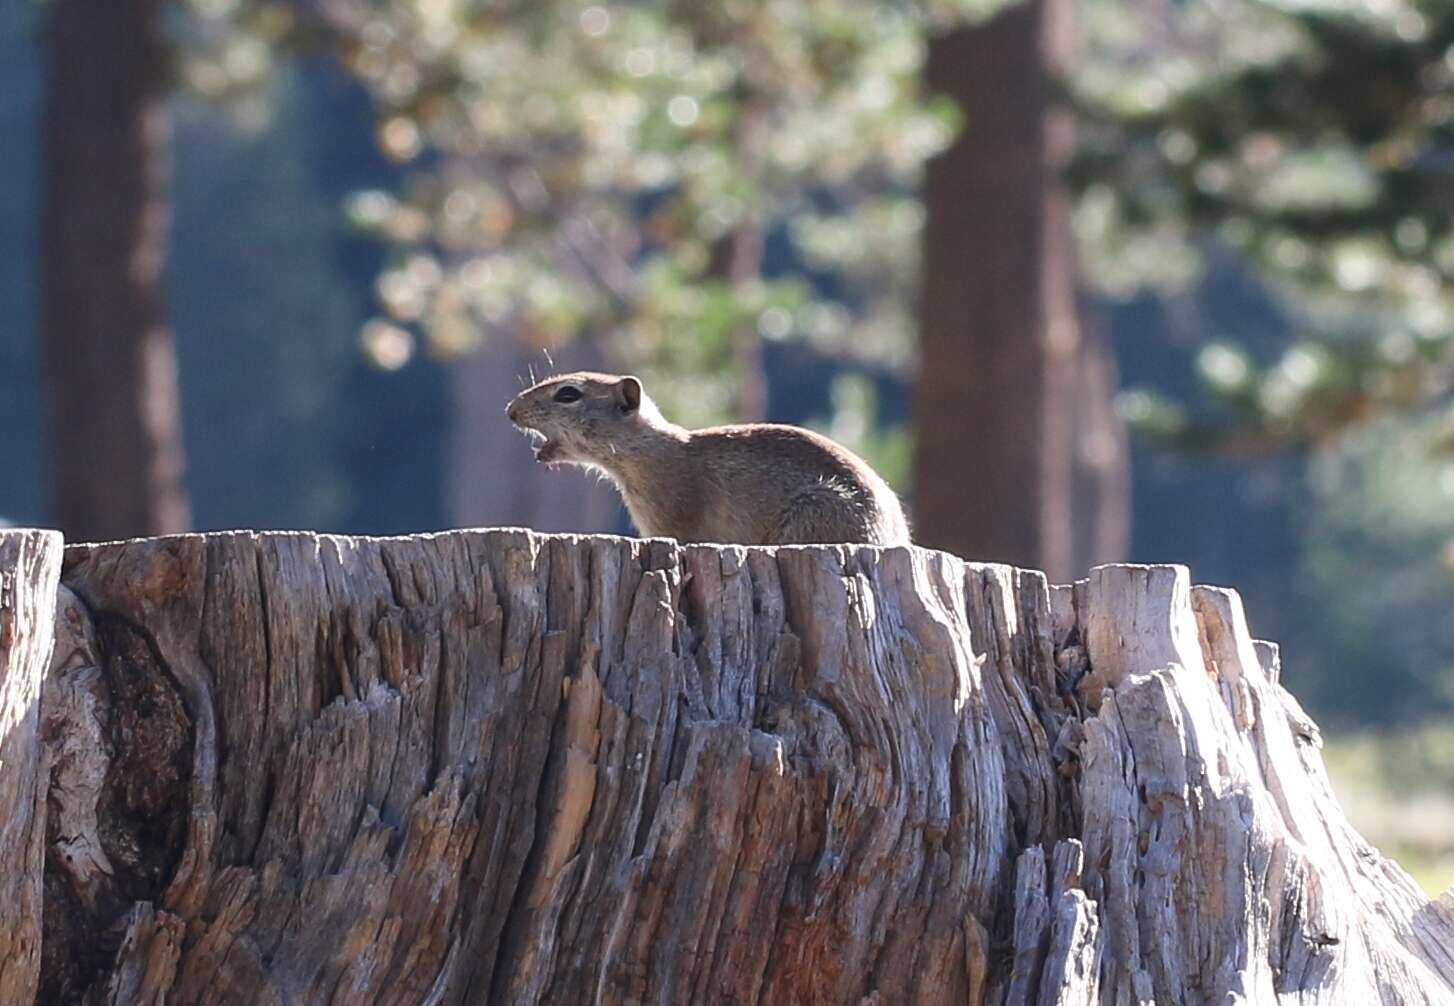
[616,375,642,413]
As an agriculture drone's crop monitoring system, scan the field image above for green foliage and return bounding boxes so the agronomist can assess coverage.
[1072,0,1454,451]
[1288,408,1454,722]
[289,0,1008,417]
[808,371,912,491]
[175,0,294,115]
[1078,0,1454,732]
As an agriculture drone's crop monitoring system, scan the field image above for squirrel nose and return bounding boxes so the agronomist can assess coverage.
[507,403,521,423]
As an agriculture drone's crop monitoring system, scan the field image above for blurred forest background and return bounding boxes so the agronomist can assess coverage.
[2,0,1452,890]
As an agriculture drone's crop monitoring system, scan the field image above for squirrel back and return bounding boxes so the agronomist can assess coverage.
[507,371,910,547]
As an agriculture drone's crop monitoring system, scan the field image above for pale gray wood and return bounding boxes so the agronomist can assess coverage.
[43,586,110,909]
[15,531,1451,1004]
[0,530,63,1005]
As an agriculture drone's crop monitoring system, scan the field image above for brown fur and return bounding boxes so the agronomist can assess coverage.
[506,372,911,546]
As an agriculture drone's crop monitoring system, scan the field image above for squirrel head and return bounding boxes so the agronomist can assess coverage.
[507,371,660,468]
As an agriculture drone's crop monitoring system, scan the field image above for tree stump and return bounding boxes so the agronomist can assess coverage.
[0,530,63,1004]
[2,527,1451,1003]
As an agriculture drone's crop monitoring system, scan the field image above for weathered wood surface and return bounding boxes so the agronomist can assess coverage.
[0,530,63,1004]
[12,528,1454,1004]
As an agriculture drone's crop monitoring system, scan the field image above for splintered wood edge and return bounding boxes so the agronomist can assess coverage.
[0,530,64,1004]
[8,527,1454,1003]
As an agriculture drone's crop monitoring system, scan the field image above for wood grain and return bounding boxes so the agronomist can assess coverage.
[0,530,63,1004]
[9,528,1449,1004]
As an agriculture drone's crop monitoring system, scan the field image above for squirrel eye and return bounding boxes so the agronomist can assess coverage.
[552,386,583,404]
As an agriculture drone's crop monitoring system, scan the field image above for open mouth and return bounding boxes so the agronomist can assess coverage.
[521,428,564,464]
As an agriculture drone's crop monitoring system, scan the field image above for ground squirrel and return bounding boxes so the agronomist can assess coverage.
[507,372,911,546]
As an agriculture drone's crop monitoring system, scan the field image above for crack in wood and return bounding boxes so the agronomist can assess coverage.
[0,529,1445,1004]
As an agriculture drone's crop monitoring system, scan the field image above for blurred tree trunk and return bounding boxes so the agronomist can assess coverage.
[913,0,1126,580]
[708,222,768,423]
[1070,312,1130,575]
[40,0,190,542]
[448,336,619,533]
[726,222,768,423]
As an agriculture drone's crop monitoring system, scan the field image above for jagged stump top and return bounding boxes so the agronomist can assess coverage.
[0,528,1448,1004]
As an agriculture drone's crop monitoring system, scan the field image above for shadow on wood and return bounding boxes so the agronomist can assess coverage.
[0,528,1450,1003]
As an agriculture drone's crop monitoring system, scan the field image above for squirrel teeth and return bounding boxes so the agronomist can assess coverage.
[516,427,559,463]
[528,433,562,463]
